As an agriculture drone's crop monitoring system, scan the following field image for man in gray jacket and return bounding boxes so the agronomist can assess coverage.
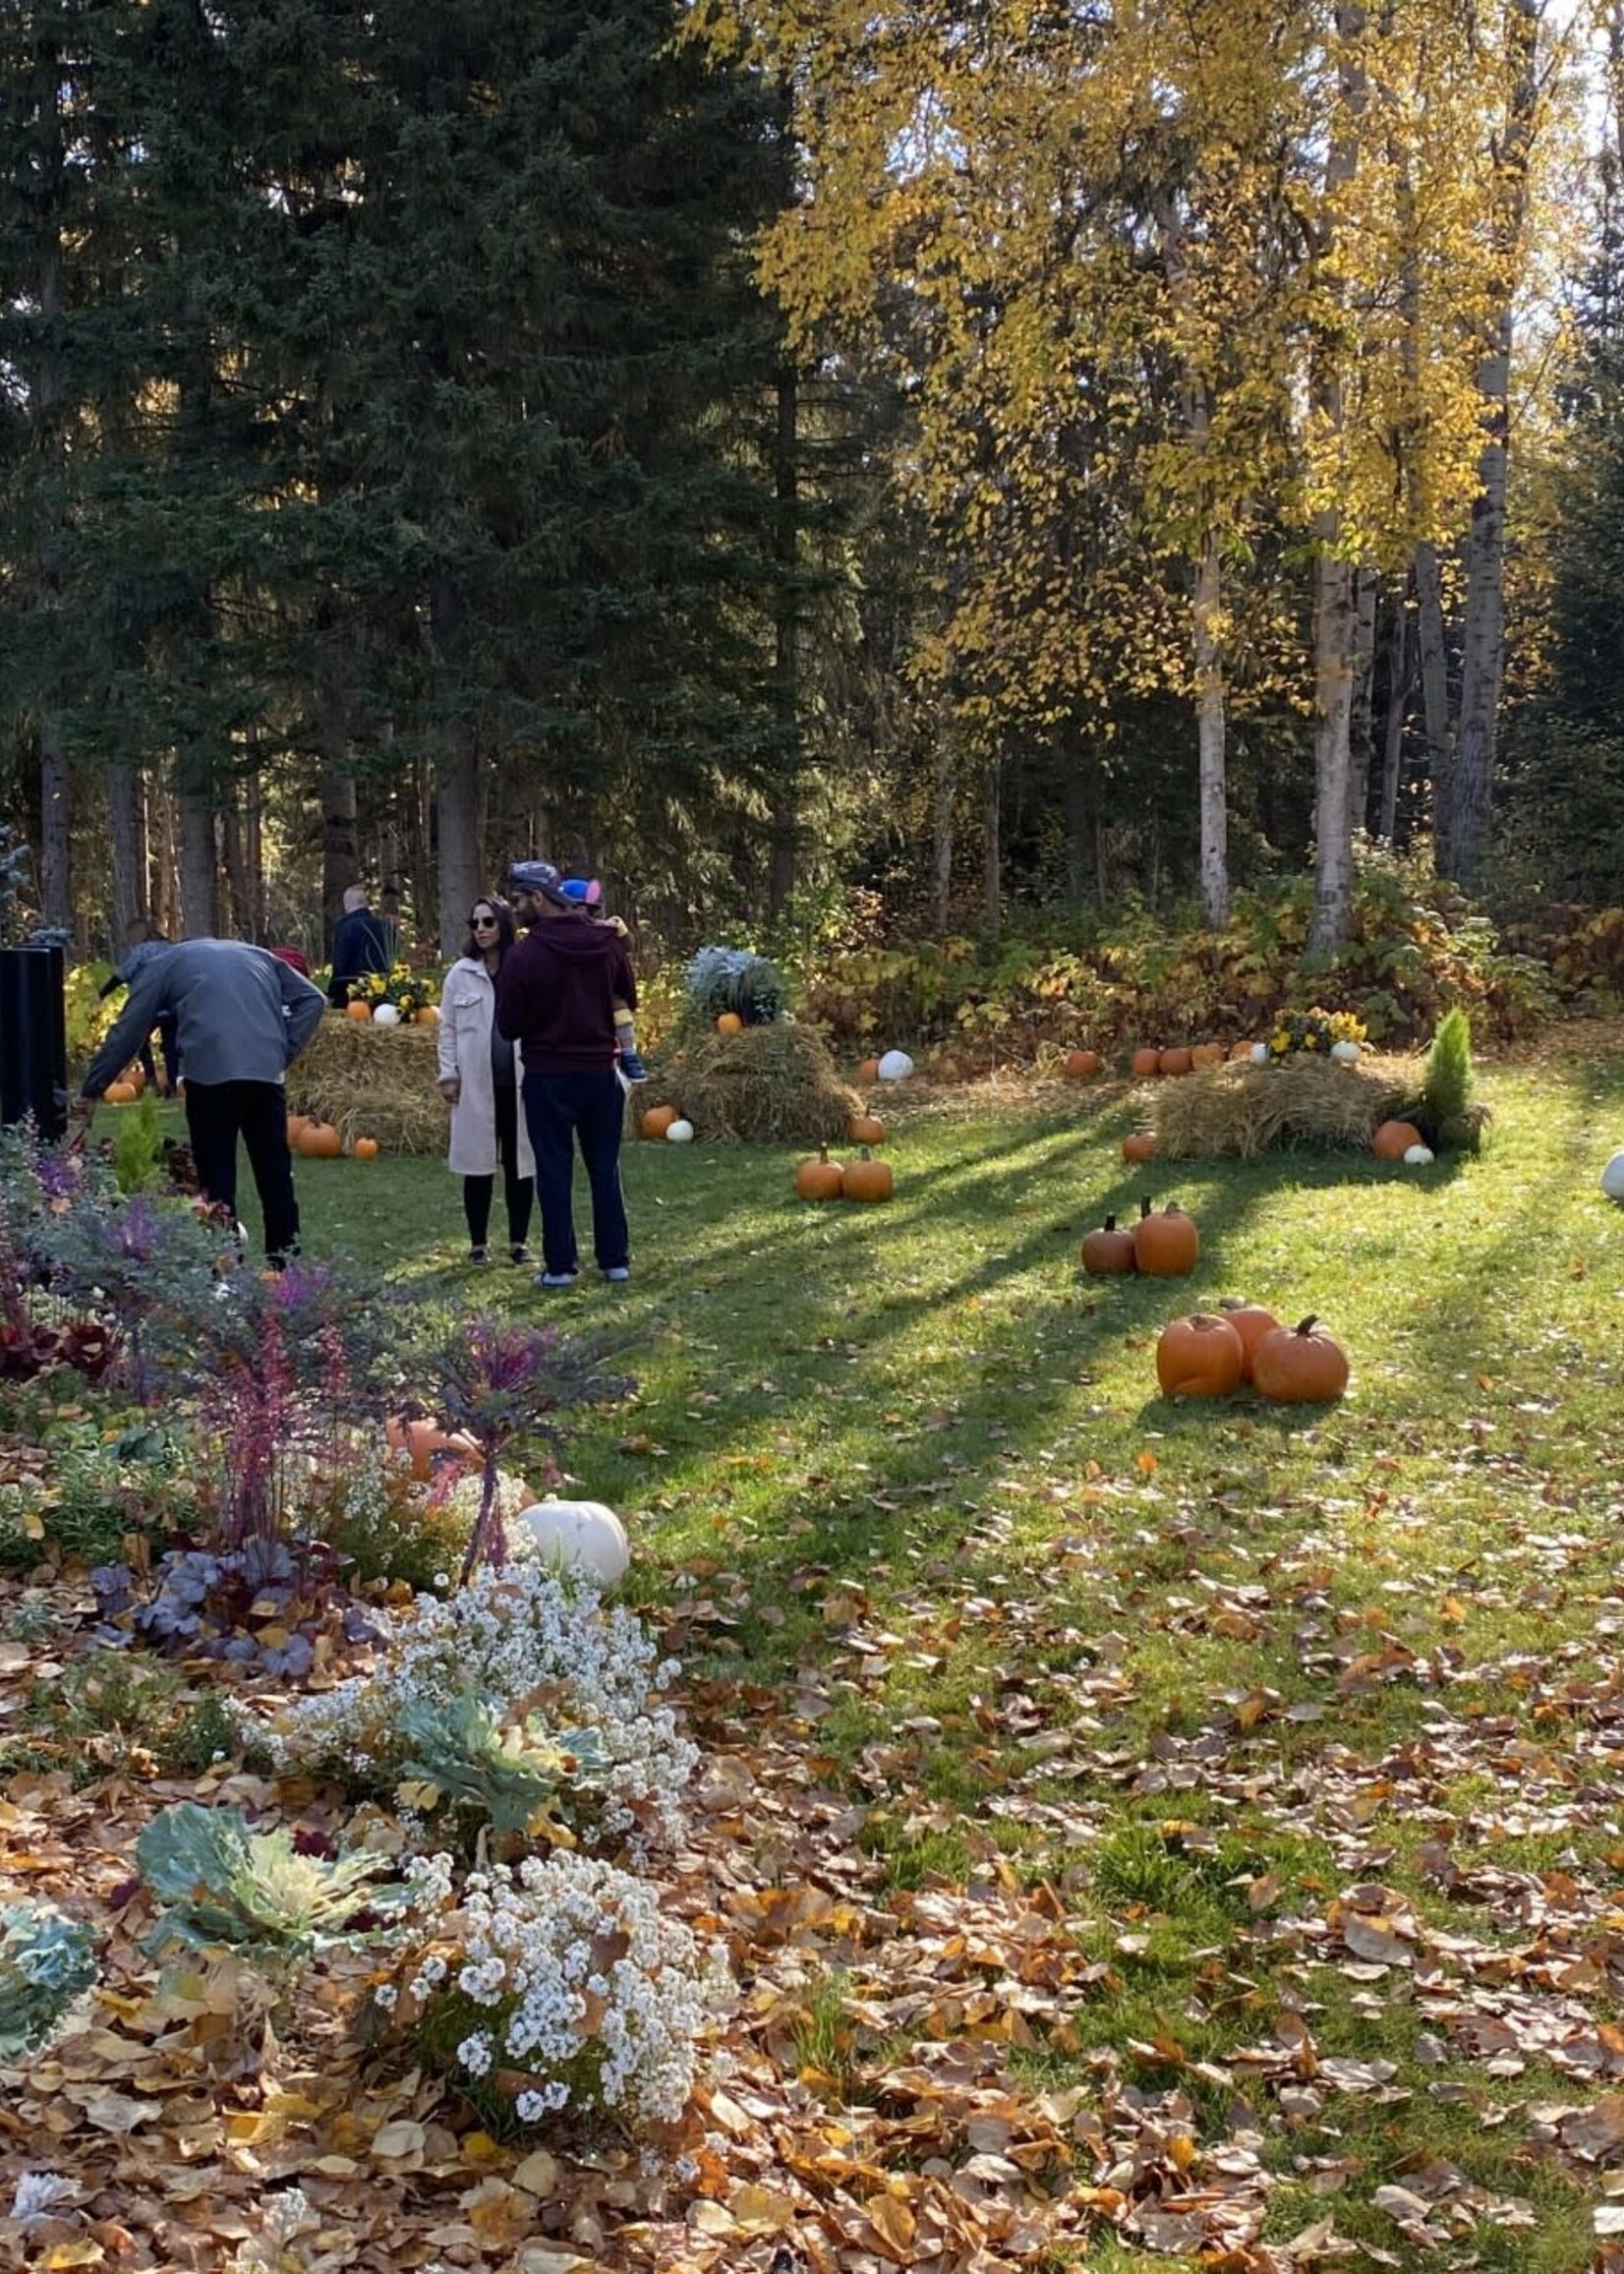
[81,938,326,1263]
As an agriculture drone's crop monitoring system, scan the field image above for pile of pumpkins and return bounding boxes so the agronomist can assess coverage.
[1156,1306,1350,1405]
[795,1116,893,1203]
[1372,1117,1435,1166]
[1080,1196,1199,1276]
[382,1417,629,1585]
[641,1104,696,1143]
[1130,1042,1245,1077]
[287,1112,377,1160]
[855,1050,914,1083]
[345,998,437,1027]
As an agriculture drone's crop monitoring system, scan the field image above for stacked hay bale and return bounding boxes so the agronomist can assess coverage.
[1154,1054,1423,1159]
[288,1014,447,1153]
[639,1022,861,1145]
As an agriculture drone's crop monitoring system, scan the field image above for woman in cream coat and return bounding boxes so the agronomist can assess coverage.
[436,897,536,1264]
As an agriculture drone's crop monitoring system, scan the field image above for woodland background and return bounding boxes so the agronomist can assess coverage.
[4,0,1624,976]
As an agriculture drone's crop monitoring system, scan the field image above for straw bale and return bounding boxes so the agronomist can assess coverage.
[287,1013,448,1153]
[639,1020,861,1144]
[1153,1053,1423,1159]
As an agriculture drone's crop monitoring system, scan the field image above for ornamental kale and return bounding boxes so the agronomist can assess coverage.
[0,1902,98,2062]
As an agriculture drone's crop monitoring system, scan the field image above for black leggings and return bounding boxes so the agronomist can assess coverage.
[462,1081,534,1250]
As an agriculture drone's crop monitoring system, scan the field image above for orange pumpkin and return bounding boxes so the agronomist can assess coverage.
[641,1104,679,1139]
[1160,1046,1193,1078]
[1156,1312,1245,1399]
[297,1122,342,1158]
[856,1057,881,1084]
[1122,1130,1157,1164]
[1372,1119,1424,1160]
[794,1147,845,1201]
[1218,1302,1282,1384]
[286,1112,310,1146]
[1190,1041,1226,1069]
[1064,1048,1103,1079]
[1132,1198,1200,1277]
[385,1414,481,1482]
[124,1064,147,1095]
[1080,1214,1137,1276]
[716,1012,744,1034]
[416,1005,439,1025]
[353,1137,379,1160]
[1229,1039,1258,1062]
[847,1112,886,1145]
[1131,1047,1163,1079]
[841,1148,894,1202]
[1250,1315,1350,1404]
[346,998,373,1021]
[104,1079,139,1105]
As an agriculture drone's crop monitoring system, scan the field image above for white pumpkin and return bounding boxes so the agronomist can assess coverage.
[877,1049,914,1081]
[665,1118,695,1143]
[1330,1039,1361,1064]
[1249,1042,1270,1066]
[515,1498,630,1587]
[371,1002,401,1027]
[1403,1142,1435,1166]
[1601,1149,1624,1203]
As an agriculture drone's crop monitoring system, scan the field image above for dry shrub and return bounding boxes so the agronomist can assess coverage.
[288,1015,447,1153]
[1153,1055,1424,1159]
[644,1021,861,1144]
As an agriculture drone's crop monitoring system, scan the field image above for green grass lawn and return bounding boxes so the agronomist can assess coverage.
[139,1047,1624,2263]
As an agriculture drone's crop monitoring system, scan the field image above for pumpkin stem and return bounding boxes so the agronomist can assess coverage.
[1295,1314,1319,1335]
[1139,1194,1153,1217]
[1103,1214,1118,1232]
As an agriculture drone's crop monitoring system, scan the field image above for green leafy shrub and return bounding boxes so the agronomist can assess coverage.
[0,1901,98,2060]
[110,1088,165,1195]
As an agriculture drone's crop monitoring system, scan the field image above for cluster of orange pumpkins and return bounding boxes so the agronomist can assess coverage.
[1080,1197,1199,1277]
[100,1064,151,1105]
[344,999,437,1025]
[793,1141,894,1203]
[1061,1042,1251,1080]
[1156,1307,1350,1404]
[286,1113,377,1161]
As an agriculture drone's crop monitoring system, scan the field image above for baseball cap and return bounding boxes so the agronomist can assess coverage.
[507,860,572,907]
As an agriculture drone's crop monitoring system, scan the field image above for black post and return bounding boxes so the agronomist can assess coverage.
[0,944,69,1142]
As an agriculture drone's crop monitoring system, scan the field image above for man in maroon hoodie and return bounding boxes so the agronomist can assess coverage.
[496,860,638,1287]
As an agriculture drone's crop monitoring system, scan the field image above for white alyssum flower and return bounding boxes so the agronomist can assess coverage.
[12,2171,80,2226]
[245,1564,696,1846]
[422,1851,734,2128]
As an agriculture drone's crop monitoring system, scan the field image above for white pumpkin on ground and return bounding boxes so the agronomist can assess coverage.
[1249,1042,1270,1065]
[514,1498,630,1587]
[1330,1039,1361,1064]
[665,1118,695,1142]
[1403,1142,1435,1166]
[372,1002,401,1027]
[1601,1150,1624,1203]
[877,1049,914,1081]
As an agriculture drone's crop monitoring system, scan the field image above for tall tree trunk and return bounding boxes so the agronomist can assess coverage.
[768,360,800,917]
[151,785,180,939]
[1063,742,1091,908]
[932,725,955,934]
[221,791,251,939]
[244,770,267,943]
[1378,593,1412,842]
[109,763,148,947]
[1194,528,1229,927]
[1311,552,1358,949]
[38,720,72,935]
[177,790,217,937]
[1413,542,1451,840]
[436,737,481,958]
[1440,0,1537,887]
[1348,567,1378,839]
[981,755,1001,934]
[1307,0,1367,953]
[319,758,358,956]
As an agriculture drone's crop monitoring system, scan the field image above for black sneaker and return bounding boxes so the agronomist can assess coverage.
[618,1046,649,1082]
[510,1244,533,1266]
[469,1246,490,1267]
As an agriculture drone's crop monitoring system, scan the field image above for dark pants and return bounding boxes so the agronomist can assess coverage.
[139,1014,181,1094]
[520,1068,629,1277]
[462,1081,534,1250]
[184,1079,300,1263]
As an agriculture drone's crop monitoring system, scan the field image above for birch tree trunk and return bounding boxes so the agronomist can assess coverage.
[1194,527,1229,927]
[1414,542,1451,839]
[1378,594,1412,842]
[1347,567,1378,840]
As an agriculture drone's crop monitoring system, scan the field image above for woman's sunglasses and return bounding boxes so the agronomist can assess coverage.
[471,914,500,930]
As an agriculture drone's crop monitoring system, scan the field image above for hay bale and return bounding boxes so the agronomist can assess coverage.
[642,1020,861,1144]
[288,1013,448,1154]
[1153,1054,1423,1159]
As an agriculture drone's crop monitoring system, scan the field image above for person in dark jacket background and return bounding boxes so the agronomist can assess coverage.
[326,885,391,1008]
[82,938,326,1263]
[495,860,637,1288]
